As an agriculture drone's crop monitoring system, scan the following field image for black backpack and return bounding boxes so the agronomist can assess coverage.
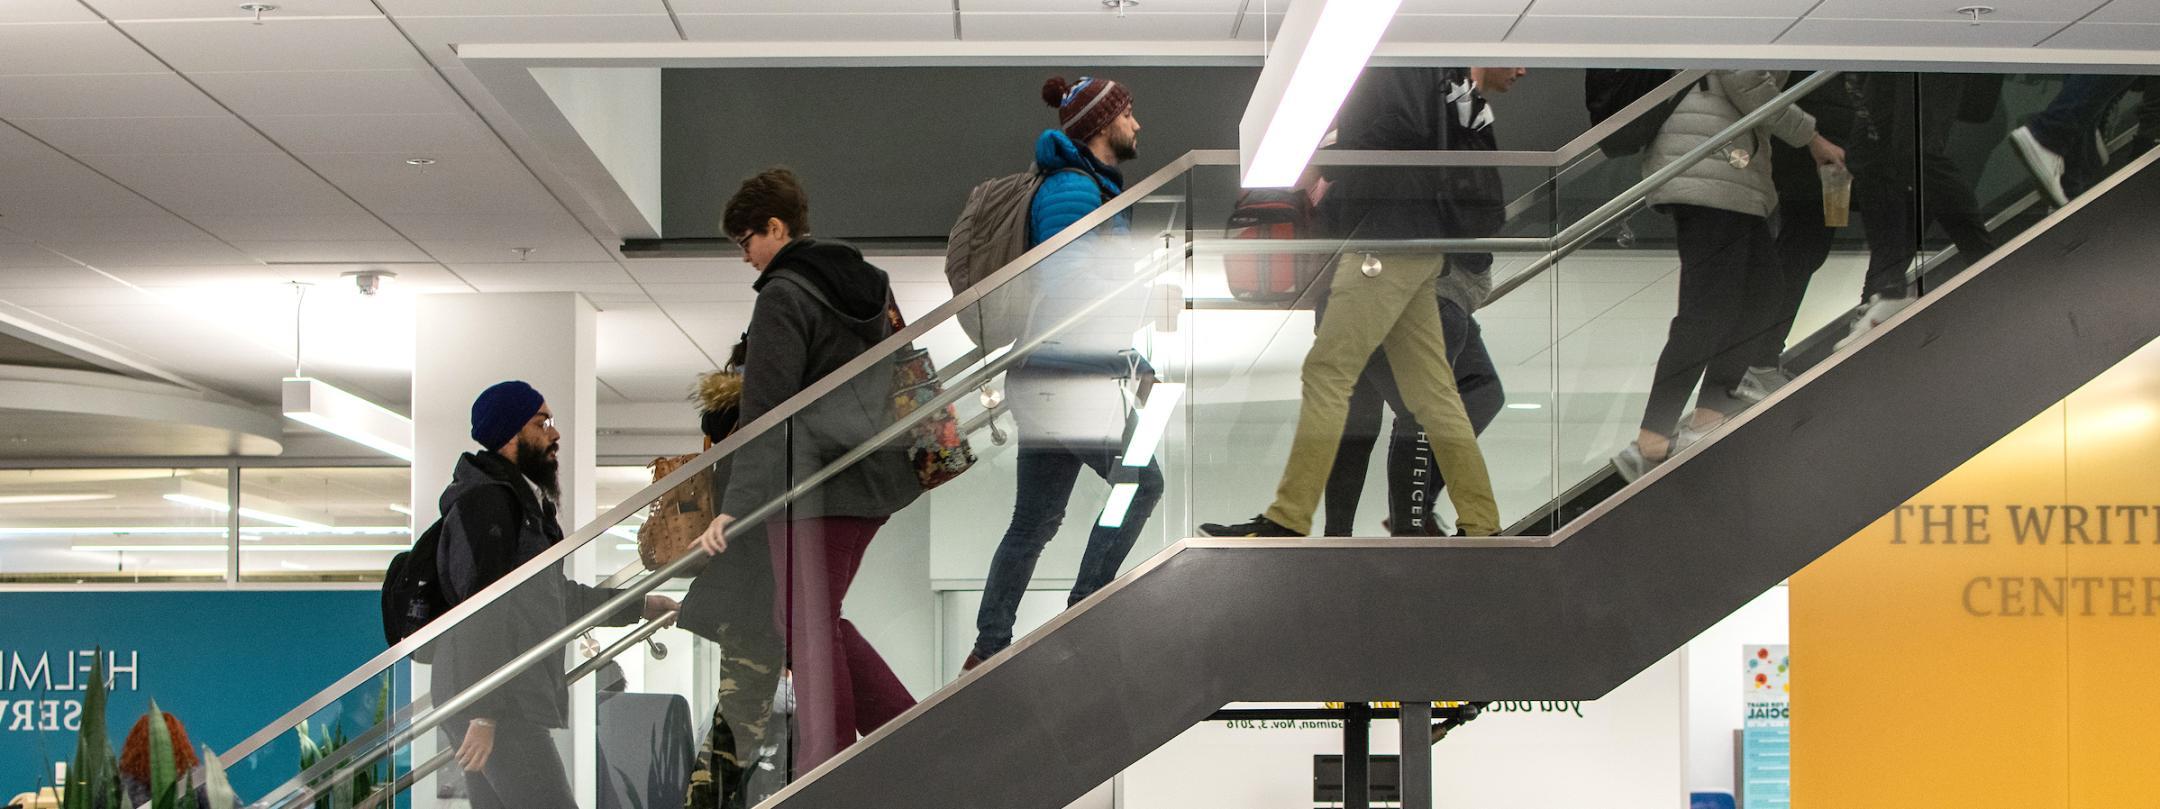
[1584,69,1688,158]
[380,491,515,657]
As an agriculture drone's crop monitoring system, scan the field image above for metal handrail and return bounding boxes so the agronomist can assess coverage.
[216,64,1752,785]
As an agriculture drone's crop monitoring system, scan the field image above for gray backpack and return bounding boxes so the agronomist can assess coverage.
[944,167,1082,350]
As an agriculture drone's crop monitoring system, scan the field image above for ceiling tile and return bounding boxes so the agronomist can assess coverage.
[253,113,500,155]
[625,282,756,302]
[378,0,671,14]
[624,262,746,286]
[0,245,83,270]
[1508,14,1792,43]
[2040,21,2160,48]
[597,310,709,371]
[81,153,366,217]
[598,373,704,401]
[2090,0,2160,24]
[412,238,614,264]
[303,151,562,214]
[266,261,468,291]
[11,116,277,155]
[42,241,262,267]
[91,0,384,19]
[116,18,429,72]
[1529,0,1810,15]
[0,23,165,76]
[447,261,633,290]
[1397,0,1532,12]
[0,144,170,219]
[376,210,588,242]
[1777,18,2062,47]
[0,73,225,118]
[0,1,100,23]
[191,214,403,242]
[675,0,947,11]
[190,70,467,116]
[392,14,681,61]
[1382,13,1520,42]
[678,13,955,40]
[0,215,212,242]
[0,265,113,286]
[231,240,433,263]
[960,0,1240,10]
[962,12,1236,39]
[1805,0,2108,23]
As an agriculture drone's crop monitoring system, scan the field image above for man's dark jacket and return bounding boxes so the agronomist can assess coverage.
[430,450,639,728]
[1321,67,1505,258]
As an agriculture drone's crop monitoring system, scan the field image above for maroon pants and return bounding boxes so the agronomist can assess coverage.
[769,516,916,773]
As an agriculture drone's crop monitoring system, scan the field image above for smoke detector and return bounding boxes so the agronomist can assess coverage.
[343,270,396,296]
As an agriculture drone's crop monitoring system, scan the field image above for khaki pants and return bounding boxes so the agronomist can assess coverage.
[1263,253,1501,536]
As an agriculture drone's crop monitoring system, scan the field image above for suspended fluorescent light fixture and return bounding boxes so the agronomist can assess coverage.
[0,493,116,505]
[283,376,414,461]
[1237,0,1402,188]
[1097,483,1142,529]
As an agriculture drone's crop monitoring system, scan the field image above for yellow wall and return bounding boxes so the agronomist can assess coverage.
[1791,340,2160,807]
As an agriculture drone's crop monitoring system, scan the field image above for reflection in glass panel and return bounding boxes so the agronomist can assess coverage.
[0,468,231,582]
[237,466,413,581]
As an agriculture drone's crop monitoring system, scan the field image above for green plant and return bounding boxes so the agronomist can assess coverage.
[295,672,394,809]
[58,655,119,809]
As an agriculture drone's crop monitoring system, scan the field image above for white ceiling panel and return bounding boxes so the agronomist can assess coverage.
[0,214,211,242]
[190,70,467,117]
[43,241,262,267]
[117,18,428,72]
[1778,18,2062,47]
[0,73,225,118]
[392,14,681,61]
[0,148,170,219]
[378,0,672,14]
[677,0,947,11]
[2041,21,2160,48]
[1527,0,1809,16]
[0,246,82,271]
[302,151,562,214]
[629,281,757,302]
[962,0,1241,11]
[0,2,99,22]
[0,23,164,76]
[598,313,710,371]
[600,374,705,400]
[2089,0,2160,24]
[230,240,433,263]
[82,153,365,217]
[447,261,634,290]
[658,301,755,323]
[376,210,589,242]
[623,261,746,285]
[1382,13,1519,42]
[414,238,614,264]
[1806,0,2108,24]
[90,0,385,19]
[0,265,112,286]
[1508,14,1793,44]
[252,112,500,156]
[267,260,468,290]
[11,116,277,155]
[1397,0,1531,13]
[679,13,956,40]
[963,12,1235,39]
[191,213,403,242]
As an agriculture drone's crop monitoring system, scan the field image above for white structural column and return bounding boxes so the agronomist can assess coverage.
[410,291,601,809]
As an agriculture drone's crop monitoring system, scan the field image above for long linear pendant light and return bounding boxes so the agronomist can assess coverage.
[279,281,414,461]
[1238,0,1402,188]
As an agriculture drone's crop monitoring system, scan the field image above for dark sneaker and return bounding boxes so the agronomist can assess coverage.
[1199,515,1300,537]
[962,653,984,672]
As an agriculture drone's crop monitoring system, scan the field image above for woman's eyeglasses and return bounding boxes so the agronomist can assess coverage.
[731,231,755,253]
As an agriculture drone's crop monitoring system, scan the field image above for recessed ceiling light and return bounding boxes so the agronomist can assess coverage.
[404,157,437,166]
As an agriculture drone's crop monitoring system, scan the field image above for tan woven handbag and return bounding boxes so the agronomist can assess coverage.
[636,453,716,573]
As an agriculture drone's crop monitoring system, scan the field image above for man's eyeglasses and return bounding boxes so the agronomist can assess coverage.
[731,231,755,253]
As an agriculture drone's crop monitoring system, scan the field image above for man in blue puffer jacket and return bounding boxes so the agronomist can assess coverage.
[966,75,1161,671]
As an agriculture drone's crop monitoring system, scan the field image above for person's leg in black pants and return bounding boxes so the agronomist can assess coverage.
[1853,171,1921,302]
[1918,74,1997,269]
[453,720,578,809]
[1698,217,1787,419]
[1748,142,1837,376]
[1383,299,1504,534]
[1620,204,1761,479]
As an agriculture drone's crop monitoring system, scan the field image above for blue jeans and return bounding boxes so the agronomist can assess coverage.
[972,437,1164,659]
[2027,75,2140,196]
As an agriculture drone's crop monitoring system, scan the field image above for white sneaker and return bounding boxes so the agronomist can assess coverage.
[1672,415,1726,455]
[1732,366,1793,404]
[2096,128,2113,166]
[2010,126,2070,207]
[1613,442,1663,483]
[1834,294,1917,350]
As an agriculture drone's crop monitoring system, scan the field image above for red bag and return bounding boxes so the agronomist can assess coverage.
[1224,188,1319,303]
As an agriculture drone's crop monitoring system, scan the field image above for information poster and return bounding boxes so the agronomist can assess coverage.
[1742,645,1790,809]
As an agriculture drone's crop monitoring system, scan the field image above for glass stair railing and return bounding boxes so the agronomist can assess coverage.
[205,69,2160,809]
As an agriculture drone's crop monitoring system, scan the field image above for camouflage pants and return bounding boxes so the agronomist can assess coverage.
[683,617,782,809]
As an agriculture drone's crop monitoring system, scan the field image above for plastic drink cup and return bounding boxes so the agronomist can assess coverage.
[1820,164,1852,228]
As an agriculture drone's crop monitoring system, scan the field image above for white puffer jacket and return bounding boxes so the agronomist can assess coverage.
[1644,70,1819,219]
